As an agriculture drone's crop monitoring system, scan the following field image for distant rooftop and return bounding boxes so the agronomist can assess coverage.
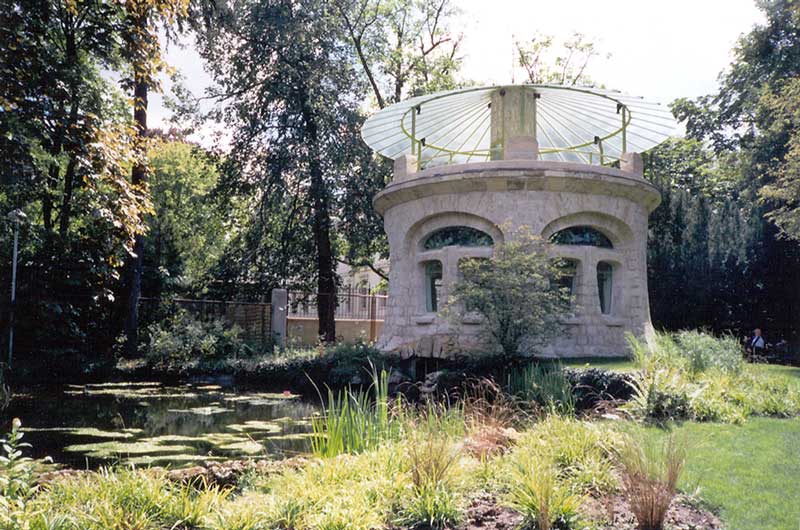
[361,84,679,169]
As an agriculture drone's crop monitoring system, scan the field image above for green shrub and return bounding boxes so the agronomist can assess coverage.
[142,309,252,371]
[397,484,462,530]
[626,331,800,423]
[674,330,743,375]
[447,225,571,357]
[33,467,230,530]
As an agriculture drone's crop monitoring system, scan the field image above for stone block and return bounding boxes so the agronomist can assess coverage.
[504,136,539,160]
[621,152,644,176]
[393,154,418,182]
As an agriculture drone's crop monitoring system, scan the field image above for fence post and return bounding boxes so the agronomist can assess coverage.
[368,294,377,342]
[271,288,288,348]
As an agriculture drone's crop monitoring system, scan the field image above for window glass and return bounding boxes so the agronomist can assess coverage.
[423,226,493,250]
[549,226,613,248]
[554,258,578,301]
[424,261,443,312]
[597,261,613,314]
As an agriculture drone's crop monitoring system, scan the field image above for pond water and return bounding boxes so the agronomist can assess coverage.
[4,381,320,469]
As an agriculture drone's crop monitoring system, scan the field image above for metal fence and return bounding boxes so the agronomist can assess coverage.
[139,297,272,348]
[287,289,387,320]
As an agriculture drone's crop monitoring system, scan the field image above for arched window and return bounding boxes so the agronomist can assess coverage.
[423,226,494,250]
[553,258,578,300]
[423,261,443,312]
[597,261,613,314]
[549,226,613,248]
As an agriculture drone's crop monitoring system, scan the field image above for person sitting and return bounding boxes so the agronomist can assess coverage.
[749,328,766,356]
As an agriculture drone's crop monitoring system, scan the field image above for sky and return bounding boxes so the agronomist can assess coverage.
[150,0,765,143]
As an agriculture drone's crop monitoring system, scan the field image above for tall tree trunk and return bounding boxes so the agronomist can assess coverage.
[58,17,80,239]
[301,98,336,343]
[122,73,148,356]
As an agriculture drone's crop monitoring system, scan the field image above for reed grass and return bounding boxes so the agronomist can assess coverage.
[615,434,688,530]
[506,362,576,415]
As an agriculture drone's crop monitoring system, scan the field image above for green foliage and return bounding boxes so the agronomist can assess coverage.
[514,32,606,86]
[310,366,401,458]
[664,0,800,341]
[506,364,575,415]
[144,139,230,295]
[626,331,800,423]
[25,467,229,530]
[510,416,619,496]
[503,417,620,529]
[672,330,743,375]
[142,309,252,371]
[396,433,462,530]
[447,226,571,357]
[0,419,40,529]
[759,77,800,240]
[507,455,585,530]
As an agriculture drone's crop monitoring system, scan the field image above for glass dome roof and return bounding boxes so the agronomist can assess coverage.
[361,84,679,167]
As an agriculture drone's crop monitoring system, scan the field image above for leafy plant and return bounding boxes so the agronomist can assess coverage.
[615,434,688,530]
[626,331,800,423]
[0,418,40,529]
[142,308,253,371]
[447,225,571,357]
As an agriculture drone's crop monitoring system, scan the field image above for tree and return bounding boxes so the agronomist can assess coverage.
[0,0,151,365]
[333,0,465,280]
[335,0,464,108]
[514,32,606,86]
[143,137,228,296]
[665,0,800,343]
[197,0,372,341]
[447,227,571,357]
[758,78,800,240]
[119,0,189,355]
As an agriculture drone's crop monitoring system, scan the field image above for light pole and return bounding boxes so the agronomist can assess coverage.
[7,209,26,370]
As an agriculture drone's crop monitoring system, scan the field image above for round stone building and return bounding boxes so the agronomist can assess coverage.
[361,85,677,358]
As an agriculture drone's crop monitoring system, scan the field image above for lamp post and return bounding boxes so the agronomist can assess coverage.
[7,209,26,370]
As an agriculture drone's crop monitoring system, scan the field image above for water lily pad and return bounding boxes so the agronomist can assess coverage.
[223,392,299,403]
[63,387,198,399]
[226,421,283,434]
[125,454,225,466]
[215,440,264,454]
[63,440,194,458]
[23,427,142,439]
[167,406,230,415]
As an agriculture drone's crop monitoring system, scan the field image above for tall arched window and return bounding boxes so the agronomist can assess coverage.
[423,261,443,312]
[597,261,613,314]
[423,226,494,250]
[549,226,613,248]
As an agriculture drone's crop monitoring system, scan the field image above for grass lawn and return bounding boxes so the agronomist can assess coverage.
[550,356,638,371]
[621,417,800,530]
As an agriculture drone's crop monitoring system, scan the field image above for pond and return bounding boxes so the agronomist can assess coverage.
[4,381,320,469]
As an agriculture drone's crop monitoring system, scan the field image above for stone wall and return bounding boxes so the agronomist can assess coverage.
[374,159,660,358]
